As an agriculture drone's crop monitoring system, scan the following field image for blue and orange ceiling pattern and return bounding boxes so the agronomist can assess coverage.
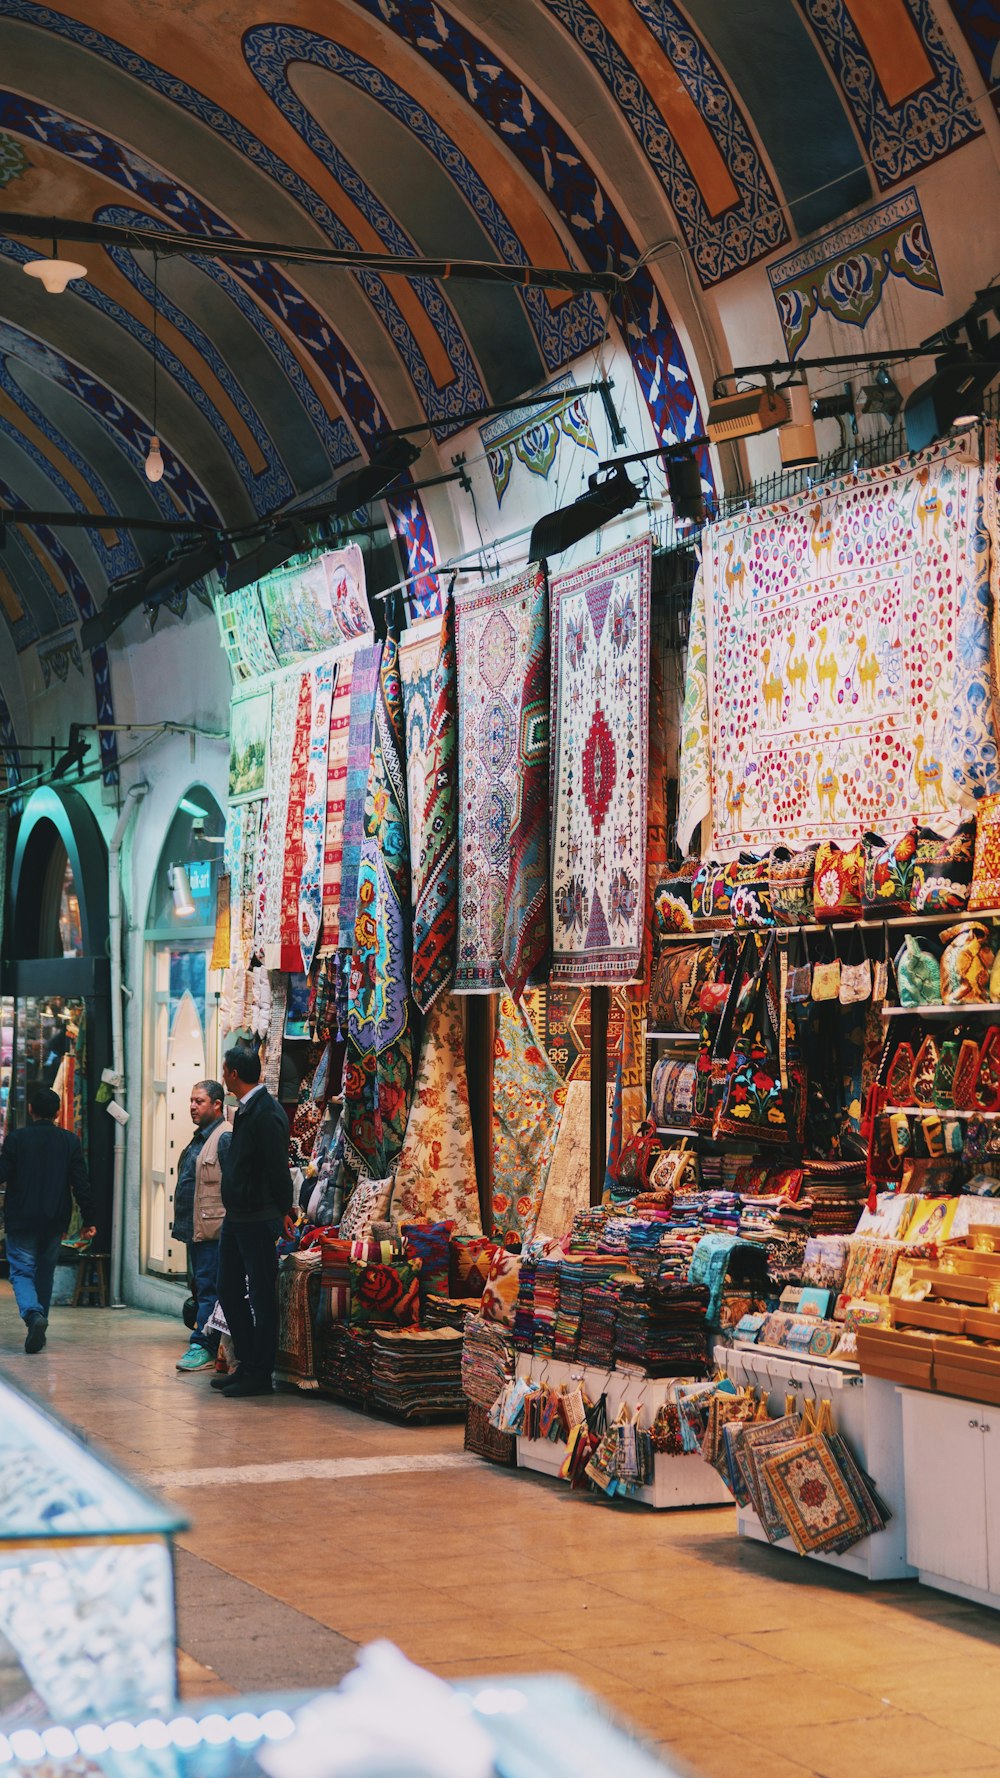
[0,0,988,765]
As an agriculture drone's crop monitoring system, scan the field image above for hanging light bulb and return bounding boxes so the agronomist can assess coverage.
[23,238,86,295]
[168,864,196,918]
[144,435,164,483]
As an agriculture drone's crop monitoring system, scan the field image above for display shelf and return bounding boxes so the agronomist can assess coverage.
[715,1344,914,1581]
[898,1386,1000,1611]
[884,1105,1000,1120]
[513,1355,733,1511]
[882,1004,1000,1019]
[661,908,1000,943]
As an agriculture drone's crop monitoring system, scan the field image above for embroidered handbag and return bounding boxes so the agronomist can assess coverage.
[990,947,1000,1003]
[973,1027,1000,1112]
[910,1035,942,1107]
[839,930,872,1005]
[648,943,715,1034]
[730,852,774,930]
[862,827,917,917]
[650,1058,697,1127]
[652,859,700,939]
[811,930,841,1002]
[885,1042,917,1106]
[931,1039,960,1110]
[912,819,976,913]
[940,920,994,1004]
[785,933,812,1004]
[769,844,817,927]
[612,1119,661,1199]
[952,1038,981,1111]
[813,839,864,922]
[895,935,941,1006]
[714,936,807,1146]
[692,858,737,928]
[970,794,1000,914]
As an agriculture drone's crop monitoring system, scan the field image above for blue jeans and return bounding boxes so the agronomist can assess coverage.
[217,1218,281,1379]
[6,1226,64,1320]
[189,1239,220,1351]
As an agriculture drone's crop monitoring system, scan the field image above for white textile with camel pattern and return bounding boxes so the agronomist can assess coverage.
[677,430,1000,858]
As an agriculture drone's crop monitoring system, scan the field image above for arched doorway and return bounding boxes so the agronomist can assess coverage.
[140,788,225,1280]
[3,787,112,1241]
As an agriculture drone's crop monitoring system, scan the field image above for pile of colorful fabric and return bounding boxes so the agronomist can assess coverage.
[577,1279,622,1367]
[532,1257,561,1355]
[316,1324,374,1405]
[423,1294,479,1330]
[615,1277,710,1377]
[461,1312,514,1411]
[370,1328,465,1419]
[512,1257,538,1354]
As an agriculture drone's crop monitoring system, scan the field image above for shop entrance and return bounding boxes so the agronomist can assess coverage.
[2,787,112,1241]
[140,789,224,1279]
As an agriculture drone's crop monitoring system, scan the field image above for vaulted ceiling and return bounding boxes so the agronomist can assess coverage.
[0,0,994,778]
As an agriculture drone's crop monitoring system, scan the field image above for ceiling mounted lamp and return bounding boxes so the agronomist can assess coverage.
[779,383,818,469]
[528,463,642,563]
[145,251,164,483]
[23,238,87,295]
[903,351,999,453]
[706,380,790,444]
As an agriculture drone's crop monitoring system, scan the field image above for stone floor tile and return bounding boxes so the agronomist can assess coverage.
[757,1711,999,1777]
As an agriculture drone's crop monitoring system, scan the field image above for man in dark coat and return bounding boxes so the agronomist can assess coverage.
[0,1085,96,1352]
[213,1043,293,1397]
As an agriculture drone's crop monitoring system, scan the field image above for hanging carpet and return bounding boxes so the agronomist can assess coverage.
[536,1076,590,1238]
[399,615,441,909]
[259,544,372,665]
[491,993,566,1249]
[216,582,279,683]
[679,431,1000,855]
[276,672,312,974]
[298,660,334,976]
[411,591,459,1014]
[261,674,301,964]
[339,642,382,949]
[391,994,482,1231]
[550,537,651,984]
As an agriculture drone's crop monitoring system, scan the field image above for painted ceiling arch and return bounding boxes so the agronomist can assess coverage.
[0,0,989,771]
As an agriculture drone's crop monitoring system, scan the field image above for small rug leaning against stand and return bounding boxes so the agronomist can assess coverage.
[549,537,651,984]
[275,1252,322,1390]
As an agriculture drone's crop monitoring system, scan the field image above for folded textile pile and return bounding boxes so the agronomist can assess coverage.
[513,1259,538,1353]
[554,1261,586,1359]
[577,1280,622,1367]
[461,1311,514,1410]
[316,1324,374,1405]
[532,1257,561,1356]
[371,1327,465,1419]
[615,1277,710,1377]
[805,1163,868,1235]
[424,1294,480,1330]
[568,1208,610,1254]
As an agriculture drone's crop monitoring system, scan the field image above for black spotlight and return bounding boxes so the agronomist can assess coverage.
[664,450,705,524]
[528,463,642,563]
[903,352,998,452]
[331,436,421,517]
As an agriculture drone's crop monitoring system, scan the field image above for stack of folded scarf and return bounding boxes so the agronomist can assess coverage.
[461,1312,514,1410]
[532,1256,561,1356]
[554,1261,587,1358]
[512,1259,538,1353]
[316,1324,374,1406]
[577,1279,622,1367]
[614,1278,711,1377]
[424,1294,479,1330]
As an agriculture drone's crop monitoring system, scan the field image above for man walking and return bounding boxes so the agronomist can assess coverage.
[0,1086,96,1353]
[171,1079,230,1374]
[214,1043,292,1398]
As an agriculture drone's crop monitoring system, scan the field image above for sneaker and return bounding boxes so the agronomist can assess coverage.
[210,1367,239,1391]
[222,1372,274,1397]
[176,1346,215,1372]
[24,1313,47,1354]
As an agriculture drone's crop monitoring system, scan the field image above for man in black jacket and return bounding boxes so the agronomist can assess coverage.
[0,1086,96,1353]
[214,1043,293,1397]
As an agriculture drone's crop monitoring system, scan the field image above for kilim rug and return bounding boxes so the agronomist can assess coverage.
[275,1254,322,1390]
[491,993,566,1248]
[536,1077,590,1238]
[522,985,626,1083]
[345,624,414,1179]
[338,642,382,949]
[298,661,334,975]
[501,567,550,1001]
[454,566,547,992]
[216,582,278,683]
[411,592,459,1014]
[391,994,482,1232]
[261,674,301,964]
[550,538,651,984]
[400,615,441,908]
[319,655,352,957]
[259,545,373,665]
[679,433,999,855]
[278,672,312,973]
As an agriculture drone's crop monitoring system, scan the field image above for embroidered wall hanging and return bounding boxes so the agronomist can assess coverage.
[550,536,651,983]
[679,434,1000,856]
[454,566,547,992]
[502,566,550,1001]
[399,616,441,908]
[260,674,301,962]
[259,544,373,664]
[276,671,312,973]
[411,593,459,1013]
[319,655,352,957]
[338,642,382,949]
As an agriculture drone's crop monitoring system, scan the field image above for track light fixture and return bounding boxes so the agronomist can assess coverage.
[903,351,998,453]
[663,449,706,524]
[528,463,642,563]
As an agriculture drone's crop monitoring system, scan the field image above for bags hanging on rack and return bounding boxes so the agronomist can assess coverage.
[714,935,807,1146]
[610,1119,660,1202]
[810,929,841,1002]
[648,942,715,1033]
[839,928,872,1005]
[813,839,864,922]
[769,843,818,927]
[862,827,917,917]
[785,932,813,1004]
[912,819,975,913]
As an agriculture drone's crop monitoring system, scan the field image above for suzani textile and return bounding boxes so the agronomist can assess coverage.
[411,595,459,1013]
[298,661,334,976]
[491,994,566,1248]
[550,538,651,984]
[454,567,547,993]
[259,545,373,665]
[339,643,382,949]
[345,627,414,1180]
[391,995,482,1231]
[679,435,1000,856]
[319,655,352,957]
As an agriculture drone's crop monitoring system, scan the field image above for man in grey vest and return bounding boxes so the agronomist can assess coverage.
[171,1080,231,1373]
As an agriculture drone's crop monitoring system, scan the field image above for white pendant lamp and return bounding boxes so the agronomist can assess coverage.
[144,250,163,483]
[23,238,87,295]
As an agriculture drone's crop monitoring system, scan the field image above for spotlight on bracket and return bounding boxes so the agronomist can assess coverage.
[858,366,902,419]
[779,383,818,469]
[528,463,642,562]
[903,352,998,453]
[706,383,790,444]
[663,450,706,524]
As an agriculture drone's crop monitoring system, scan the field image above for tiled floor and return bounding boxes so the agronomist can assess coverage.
[4,1290,1000,1778]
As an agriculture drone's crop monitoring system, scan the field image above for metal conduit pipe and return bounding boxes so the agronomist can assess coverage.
[109,782,147,1307]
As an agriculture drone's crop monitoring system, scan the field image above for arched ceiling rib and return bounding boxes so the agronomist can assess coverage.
[0,0,987,759]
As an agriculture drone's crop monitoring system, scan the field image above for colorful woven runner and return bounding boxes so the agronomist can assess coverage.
[339,642,382,949]
[411,595,458,1012]
[319,654,352,956]
[298,660,334,975]
[501,567,550,1000]
[278,672,312,973]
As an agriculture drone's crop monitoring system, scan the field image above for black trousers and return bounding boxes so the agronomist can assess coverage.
[217,1217,282,1379]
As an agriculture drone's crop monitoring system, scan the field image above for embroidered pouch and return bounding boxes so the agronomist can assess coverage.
[862,827,916,917]
[730,852,774,930]
[912,819,976,913]
[648,943,715,1034]
[813,840,864,922]
[940,920,994,1004]
[974,1027,1000,1112]
[811,930,841,1002]
[769,844,817,927]
[839,931,872,1005]
[931,1039,960,1110]
[895,935,941,1007]
[652,859,699,939]
[692,859,737,927]
[952,1039,981,1111]
[971,794,1000,913]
